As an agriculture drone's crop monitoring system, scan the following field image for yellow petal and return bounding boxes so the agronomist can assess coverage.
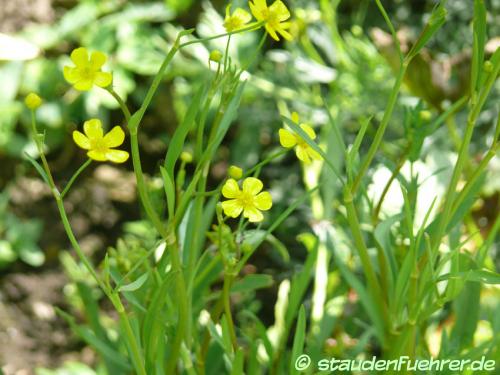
[87,150,107,161]
[105,149,129,163]
[307,147,322,161]
[73,78,94,91]
[291,112,299,123]
[300,123,316,140]
[254,191,272,210]
[243,206,264,222]
[222,199,244,218]
[103,126,125,148]
[269,0,290,21]
[279,128,297,148]
[277,27,293,41]
[222,178,240,198]
[296,146,311,164]
[242,177,263,195]
[84,119,104,140]
[94,71,112,88]
[233,8,252,24]
[70,47,88,66]
[265,24,280,41]
[73,131,91,150]
[249,0,266,21]
[90,51,107,69]
[63,66,80,84]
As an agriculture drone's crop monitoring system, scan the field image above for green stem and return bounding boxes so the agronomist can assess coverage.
[372,149,408,223]
[344,188,390,337]
[129,129,168,238]
[179,22,265,49]
[61,159,92,198]
[29,111,146,375]
[165,233,189,374]
[351,63,407,194]
[106,87,131,121]
[243,150,287,177]
[431,58,500,253]
[222,274,238,351]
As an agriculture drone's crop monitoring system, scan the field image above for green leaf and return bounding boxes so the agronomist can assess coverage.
[231,274,274,293]
[438,269,500,284]
[374,214,401,283]
[24,152,50,185]
[159,166,176,220]
[406,1,447,60]
[164,84,206,177]
[230,348,244,375]
[143,272,175,371]
[471,0,487,93]
[56,308,131,371]
[118,273,148,292]
[328,234,385,344]
[449,281,481,353]
[290,305,307,375]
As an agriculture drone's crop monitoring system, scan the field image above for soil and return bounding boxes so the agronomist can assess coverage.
[1,164,139,374]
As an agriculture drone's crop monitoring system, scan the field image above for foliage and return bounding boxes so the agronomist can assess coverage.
[2,0,499,374]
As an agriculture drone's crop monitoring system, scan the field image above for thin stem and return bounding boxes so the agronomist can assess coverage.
[179,22,265,49]
[244,150,287,177]
[241,32,267,72]
[30,112,58,191]
[431,58,500,252]
[61,159,92,198]
[30,111,147,375]
[223,274,238,351]
[351,63,407,194]
[165,234,189,374]
[343,188,390,337]
[106,87,131,122]
[224,34,231,73]
[129,130,168,238]
[372,148,408,222]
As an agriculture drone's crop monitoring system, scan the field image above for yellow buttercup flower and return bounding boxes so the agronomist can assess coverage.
[249,0,292,41]
[224,5,252,32]
[25,93,42,109]
[279,112,321,164]
[63,47,112,91]
[221,177,272,222]
[73,119,129,163]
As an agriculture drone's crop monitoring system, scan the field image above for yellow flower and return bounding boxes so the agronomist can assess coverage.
[224,5,252,32]
[25,93,42,109]
[249,0,292,41]
[73,119,129,163]
[63,47,112,91]
[221,177,272,222]
[279,112,321,164]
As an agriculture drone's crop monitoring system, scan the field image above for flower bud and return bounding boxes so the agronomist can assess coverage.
[25,93,42,109]
[209,50,223,63]
[228,165,243,179]
[483,60,493,73]
[180,151,193,163]
[419,110,432,121]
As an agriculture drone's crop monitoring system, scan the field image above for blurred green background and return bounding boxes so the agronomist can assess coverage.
[0,0,499,373]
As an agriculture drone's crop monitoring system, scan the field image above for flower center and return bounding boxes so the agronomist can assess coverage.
[90,138,108,153]
[79,66,95,80]
[266,9,279,27]
[238,191,255,209]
